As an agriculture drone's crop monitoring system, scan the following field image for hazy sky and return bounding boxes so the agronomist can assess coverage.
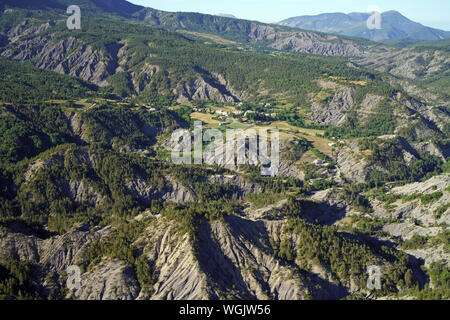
[128,0,450,31]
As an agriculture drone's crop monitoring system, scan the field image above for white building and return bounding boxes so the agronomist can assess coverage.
[313,159,328,166]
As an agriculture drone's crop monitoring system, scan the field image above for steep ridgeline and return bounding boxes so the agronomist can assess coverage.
[0,13,381,106]
[279,11,450,43]
[0,0,373,57]
[355,40,450,103]
[136,7,369,56]
[2,0,448,106]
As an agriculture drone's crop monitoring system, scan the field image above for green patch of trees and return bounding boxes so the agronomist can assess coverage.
[283,217,416,294]
[0,57,95,103]
[0,260,41,300]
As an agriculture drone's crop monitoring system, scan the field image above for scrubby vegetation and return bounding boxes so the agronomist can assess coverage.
[0,58,96,103]
[282,217,417,296]
[401,261,449,300]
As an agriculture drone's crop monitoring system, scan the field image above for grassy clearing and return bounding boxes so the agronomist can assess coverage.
[189,111,333,160]
[177,30,238,46]
[190,112,222,127]
[266,122,332,156]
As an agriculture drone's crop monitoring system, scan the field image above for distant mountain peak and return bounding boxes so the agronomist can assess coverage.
[383,10,403,15]
[215,13,237,19]
[279,11,450,42]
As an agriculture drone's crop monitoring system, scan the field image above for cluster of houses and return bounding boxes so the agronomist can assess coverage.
[192,106,240,117]
[192,106,277,120]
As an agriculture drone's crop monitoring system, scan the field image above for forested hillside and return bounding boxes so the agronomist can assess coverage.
[0,57,96,103]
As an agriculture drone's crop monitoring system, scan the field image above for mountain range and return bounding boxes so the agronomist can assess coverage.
[279,11,450,44]
[216,13,237,19]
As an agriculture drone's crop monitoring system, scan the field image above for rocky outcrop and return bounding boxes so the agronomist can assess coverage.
[5,20,58,43]
[390,174,450,197]
[355,47,450,104]
[142,8,366,57]
[207,175,262,199]
[24,154,64,183]
[0,225,112,297]
[412,141,446,161]
[358,48,450,81]
[367,175,450,266]
[336,140,379,183]
[420,106,450,133]
[336,136,444,184]
[271,33,363,56]
[74,260,140,300]
[57,179,106,207]
[311,88,355,125]
[131,64,159,93]
[0,199,360,300]
[125,177,196,204]
[175,76,240,104]
[140,222,209,300]
[2,35,111,86]
[1,171,447,300]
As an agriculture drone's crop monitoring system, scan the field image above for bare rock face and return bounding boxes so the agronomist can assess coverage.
[0,224,143,301]
[144,215,343,300]
[277,160,305,180]
[131,64,159,93]
[199,218,307,300]
[248,23,277,41]
[336,136,444,184]
[65,112,89,142]
[2,35,111,86]
[412,142,446,161]
[56,44,111,86]
[0,12,370,107]
[142,222,209,300]
[6,20,58,43]
[404,246,450,269]
[143,9,366,57]
[355,47,450,104]
[336,140,379,183]
[358,48,450,81]
[125,177,196,204]
[1,172,446,300]
[271,33,363,56]
[366,174,450,266]
[420,106,450,134]
[357,94,384,120]
[0,225,112,297]
[57,179,106,207]
[24,153,65,182]
[0,209,348,300]
[175,76,239,104]
[391,174,450,196]
[311,88,355,126]
[73,260,140,300]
